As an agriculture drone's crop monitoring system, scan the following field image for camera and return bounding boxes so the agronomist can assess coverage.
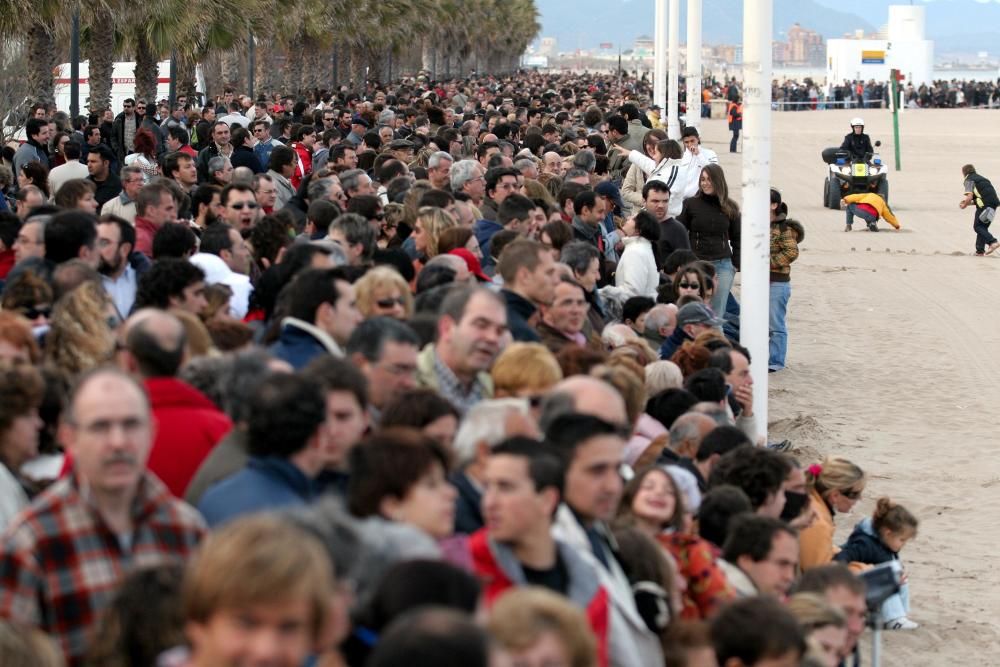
[859,561,902,612]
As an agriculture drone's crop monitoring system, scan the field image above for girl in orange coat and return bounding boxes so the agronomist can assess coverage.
[799,457,867,570]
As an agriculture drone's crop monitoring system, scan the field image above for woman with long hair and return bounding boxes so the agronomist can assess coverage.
[124,127,160,183]
[17,162,50,199]
[600,210,661,305]
[620,138,687,216]
[412,206,458,260]
[45,282,119,380]
[678,164,741,316]
[769,188,803,372]
[799,457,867,570]
[616,465,735,620]
[621,129,667,217]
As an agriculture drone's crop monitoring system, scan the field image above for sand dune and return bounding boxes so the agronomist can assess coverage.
[699,107,1000,665]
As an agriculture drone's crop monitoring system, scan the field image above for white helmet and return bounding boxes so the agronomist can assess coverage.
[850,117,864,127]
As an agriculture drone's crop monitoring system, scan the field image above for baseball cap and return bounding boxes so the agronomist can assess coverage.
[594,181,625,212]
[676,302,724,328]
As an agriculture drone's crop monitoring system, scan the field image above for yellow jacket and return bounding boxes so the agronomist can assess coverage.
[799,489,836,570]
[843,193,900,229]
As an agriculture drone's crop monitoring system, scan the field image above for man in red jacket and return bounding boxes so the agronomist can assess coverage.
[468,437,609,667]
[121,309,232,496]
[290,126,316,190]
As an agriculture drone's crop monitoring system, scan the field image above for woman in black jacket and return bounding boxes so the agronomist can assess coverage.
[677,163,740,316]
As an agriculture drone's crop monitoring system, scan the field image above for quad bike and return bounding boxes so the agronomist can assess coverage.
[821,141,889,209]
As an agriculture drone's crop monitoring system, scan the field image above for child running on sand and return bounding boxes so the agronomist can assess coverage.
[834,497,919,630]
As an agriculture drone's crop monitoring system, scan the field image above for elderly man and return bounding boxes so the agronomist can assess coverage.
[450,159,485,207]
[0,367,205,664]
[101,165,145,224]
[643,303,677,348]
[536,276,600,354]
[427,151,453,190]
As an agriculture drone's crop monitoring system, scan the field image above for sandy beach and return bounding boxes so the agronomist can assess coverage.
[697,106,1000,666]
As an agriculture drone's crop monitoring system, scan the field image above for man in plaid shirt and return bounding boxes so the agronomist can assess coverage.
[0,367,205,665]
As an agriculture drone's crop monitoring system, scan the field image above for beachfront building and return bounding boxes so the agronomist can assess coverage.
[826,4,933,86]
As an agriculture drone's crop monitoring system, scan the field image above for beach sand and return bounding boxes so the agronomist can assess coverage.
[698,107,1000,665]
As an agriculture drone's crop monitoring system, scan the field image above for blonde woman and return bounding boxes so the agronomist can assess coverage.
[412,206,458,259]
[491,342,563,399]
[355,266,413,320]
[488,587,598,667]
[45,282,118,380]
[799,457,867,570]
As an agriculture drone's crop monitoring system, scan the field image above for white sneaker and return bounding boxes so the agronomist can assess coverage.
[884,617,919,630]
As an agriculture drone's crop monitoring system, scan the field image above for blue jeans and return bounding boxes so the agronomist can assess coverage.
[845,203,878,227]
[710,258,735,318]
[769,282,791,370]
[881,582,911,622]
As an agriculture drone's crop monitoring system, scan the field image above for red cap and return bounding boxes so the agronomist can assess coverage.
[449,248,491,283]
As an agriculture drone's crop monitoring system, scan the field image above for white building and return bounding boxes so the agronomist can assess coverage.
[826,5,933,86]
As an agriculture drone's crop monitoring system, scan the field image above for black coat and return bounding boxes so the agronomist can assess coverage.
[501,289,540,342]
[834,519,897,566]
[839,132,874,161]
[451,471,483,535]
[231,145,265,174]
[678,194,741,268]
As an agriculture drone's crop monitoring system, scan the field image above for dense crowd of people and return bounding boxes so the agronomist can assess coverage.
[0,69,920,667]
[764,77,1000,110]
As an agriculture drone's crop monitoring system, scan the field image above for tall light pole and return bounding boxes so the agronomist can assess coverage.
[686,0,703,128]
[70,7,80,119]
[740,0,773,438]
[667,0,681,139]
[654,0,666,110]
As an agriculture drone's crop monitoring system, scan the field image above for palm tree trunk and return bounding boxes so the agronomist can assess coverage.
[202,52,223,105]
[220,50,244,93]
[176,53,198,100]
[284,40,304,97]
[134,39,159,104]
[26,23,58,105]
[85,10,115,114]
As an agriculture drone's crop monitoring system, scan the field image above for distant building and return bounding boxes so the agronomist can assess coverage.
[827,4,933,85]
[634,35,653,58]
[773,23,824,66]
[538,37,558,57]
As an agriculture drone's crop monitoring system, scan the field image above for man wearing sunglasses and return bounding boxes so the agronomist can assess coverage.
[220,183,262,231]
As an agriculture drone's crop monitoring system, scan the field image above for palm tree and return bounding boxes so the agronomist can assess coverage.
[0,0,67,105]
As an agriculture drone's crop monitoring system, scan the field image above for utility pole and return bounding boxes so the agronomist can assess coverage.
[654,0,666,109]
[740,0,773,439]
[70,7,80,118]
[890,68,901,171]
[667,0,681,138]
[686,0,703,128]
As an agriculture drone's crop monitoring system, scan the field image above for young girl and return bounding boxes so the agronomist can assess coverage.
[835,497,919,630]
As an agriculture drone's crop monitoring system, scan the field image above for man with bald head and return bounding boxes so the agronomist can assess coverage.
[643,304,677,348]
[0,367,205,664]
[544,375,628,427]
[121,310,232,497]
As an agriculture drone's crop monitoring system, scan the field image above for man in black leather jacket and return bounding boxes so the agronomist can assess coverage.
[840,118,874,161]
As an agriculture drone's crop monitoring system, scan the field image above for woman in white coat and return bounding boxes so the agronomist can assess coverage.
[601,210,661,306]
[621,138,690,217]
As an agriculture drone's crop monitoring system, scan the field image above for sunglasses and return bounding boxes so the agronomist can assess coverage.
[678,282,700,289]
[373,213,385,220]
[376,297,406,308]
[230,202,259,210]
[842,488,862,500]
[20,306,50,319]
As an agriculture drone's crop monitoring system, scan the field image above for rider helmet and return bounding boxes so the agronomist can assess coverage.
[850,117,864,128]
